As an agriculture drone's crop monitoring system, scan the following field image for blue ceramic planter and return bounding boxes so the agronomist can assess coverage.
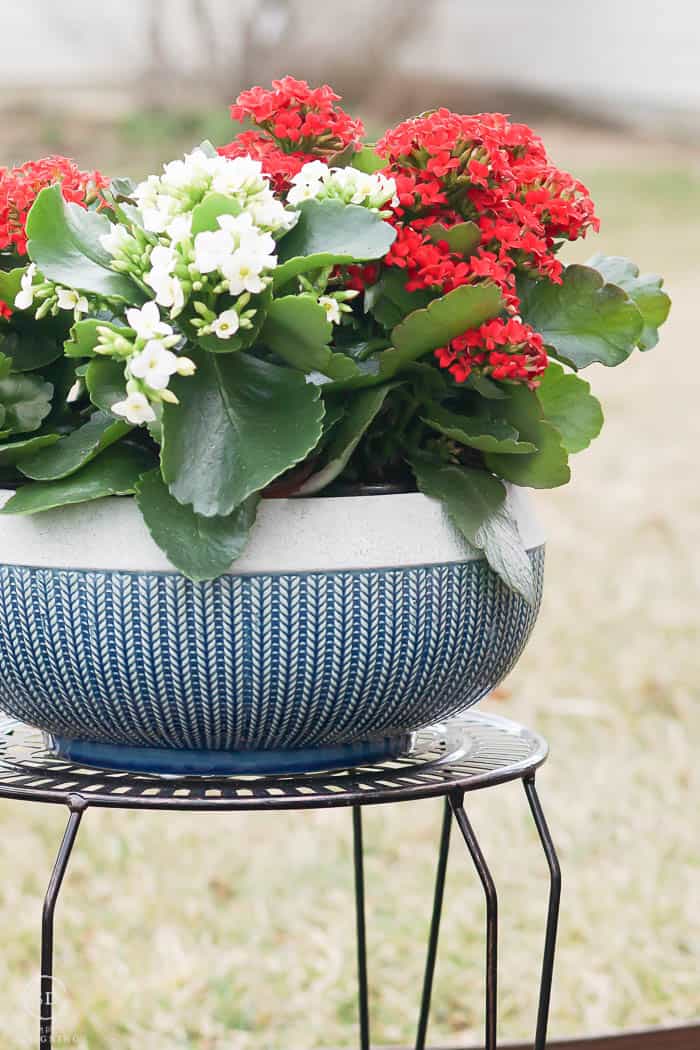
[0,491,544,773]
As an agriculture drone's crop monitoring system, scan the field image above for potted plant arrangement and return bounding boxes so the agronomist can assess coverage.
[0,79,670,773]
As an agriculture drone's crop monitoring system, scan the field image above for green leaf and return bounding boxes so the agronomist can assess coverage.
[161,351,325,517]
[19,410,131,480]
[0,433,60,467]
[520,264,643,369]
[191,192,242,236]
[366,268,434,328]
[586,253,671,351]
[274,199,396,288]
[298,385,397,494]
[65,318,131,359]
[350,146,388,174]
[261,296,361,380]
[85,358,125,413]
[0,323,63,372]
[409,455,536,604]
[387,283,503,370]
[484,384,570,488]
[426,222,481,256]
[0,373,53,434]
[0,443,154,515]
[0,267,24,306]
[421,406,536,454]
[135,469,259,581]
[26,185,144,301]
[536,361,603,454]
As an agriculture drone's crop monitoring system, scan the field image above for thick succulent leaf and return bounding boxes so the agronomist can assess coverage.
[323,283,501,392]
[484,384,570,488]
[0,373,53,434]
[536,361,604,454]
[261,296,362,380]
[409,454,536,604]
[421,406,536,454]
[26,185,144,301]
[519,263,643,369]
[191,192,243,235]
[390,283,503,364]
[586,253,671,351]
[65,318,131,359]
[0,322,63,372]
[297,385,397,494]
[0,433,60,467]
[135,469,259,581]
[274,200,396,288]
[0,267,24,305]
[85,358,126,414]
[161,350,324,517]
[426,221,481,256]
[0,443,154,515]
[349,146,388,174]
[19,410,131,480]
[365,268,434,328]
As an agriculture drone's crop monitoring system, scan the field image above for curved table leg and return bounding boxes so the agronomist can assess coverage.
[415,797,452,1050]
[40,797,86,1050]
[523,775,561,1050]
[449,790,498,1050]
[352,805,370,1050]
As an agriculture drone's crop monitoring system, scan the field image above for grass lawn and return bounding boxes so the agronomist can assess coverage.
[0,122,697,1049]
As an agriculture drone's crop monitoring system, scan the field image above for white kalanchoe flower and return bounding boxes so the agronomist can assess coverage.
[318,295,342,325]
[56,288,89,316]
[145,271,185,314]
[129,343,180,390]
[112,391,157,425]
[66,379,83,403]
[221,250,268,296]
[288,161,397,211]
[167,213,193,245]
[175,356,196,376]
[14,264,38,311]
[100,222,135,257]
[148,245,178,274]
[126,302,173,342]
[193,228,235,274]
[210,309,240,339]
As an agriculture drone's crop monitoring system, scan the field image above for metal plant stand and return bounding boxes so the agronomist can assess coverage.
[0,711,560,1050]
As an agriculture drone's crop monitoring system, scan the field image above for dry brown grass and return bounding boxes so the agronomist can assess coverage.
[0,126,697,1049]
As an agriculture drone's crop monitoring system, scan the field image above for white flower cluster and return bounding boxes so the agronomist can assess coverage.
[134,150,295,240]
[15,263,89,320]
[287,161,397,211]
[96,302,196,425]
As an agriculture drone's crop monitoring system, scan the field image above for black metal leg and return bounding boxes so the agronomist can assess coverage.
[352,805,370,1050]
[523,776,561,1050]
[449,791,498,1050]
[415,797,452,1050]
[40,797,85,1050]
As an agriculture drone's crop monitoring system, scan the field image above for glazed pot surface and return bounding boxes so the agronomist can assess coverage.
[0,491,544,772]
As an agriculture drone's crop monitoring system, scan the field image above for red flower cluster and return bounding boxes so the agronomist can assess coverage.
[375,109,599,384]
[0,156,107,256]
[0,300,12,320]
[219,76,364,191]
[435,318,548,385]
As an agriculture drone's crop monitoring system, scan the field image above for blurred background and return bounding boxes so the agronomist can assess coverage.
[0,2,698,1048]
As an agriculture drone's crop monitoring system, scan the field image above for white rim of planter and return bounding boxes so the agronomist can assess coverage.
[0,487,544,575]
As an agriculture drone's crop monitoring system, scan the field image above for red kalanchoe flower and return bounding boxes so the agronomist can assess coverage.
[435,317,548,387]
[220,77,365,191]
[0,300,12,320]
[0,156,108,257]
